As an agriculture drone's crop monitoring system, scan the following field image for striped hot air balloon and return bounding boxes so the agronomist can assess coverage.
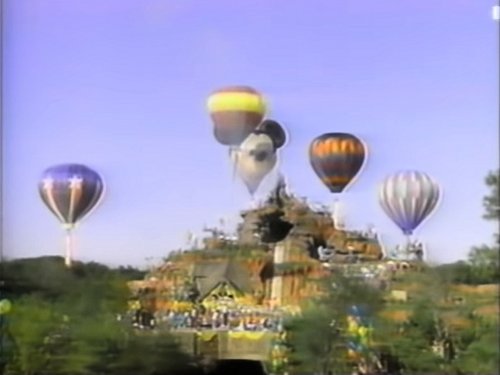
[39,164,105,267]
[378,170,441,236]
[309,133,367,193]
[207,86,267,146]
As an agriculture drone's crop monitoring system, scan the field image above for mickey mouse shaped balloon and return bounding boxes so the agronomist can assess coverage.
[231,119,287,196]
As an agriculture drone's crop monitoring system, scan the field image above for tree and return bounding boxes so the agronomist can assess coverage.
[111,333,195,375]
[382,299,446,374]
[376,268,450,374]
[287,306,345,375]
[48,308,126,375]
[5,295,71,375]
[1,257,145,303]
[3,258,197,375]
[482,170,499,222]
[452,318,500,375]
[379,261,499,374]
[467,170,500,284]
[467,245,499,284]
[1,257,76,301]
[0,313,16,375]
[287,272,383,375]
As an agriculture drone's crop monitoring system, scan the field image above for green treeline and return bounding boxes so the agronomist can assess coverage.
[0,258,200,375]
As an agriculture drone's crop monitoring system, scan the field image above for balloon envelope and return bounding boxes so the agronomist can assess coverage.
[309,133,366,193]
[256,119,287,149]
[39,164,105,229]
[231,132,277,195]
[207,86,267,146]
[378,170,440,235]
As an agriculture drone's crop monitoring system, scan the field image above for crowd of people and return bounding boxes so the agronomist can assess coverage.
[128,302,287,332]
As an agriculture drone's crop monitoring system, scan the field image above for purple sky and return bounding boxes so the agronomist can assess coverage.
[3,0,498,267]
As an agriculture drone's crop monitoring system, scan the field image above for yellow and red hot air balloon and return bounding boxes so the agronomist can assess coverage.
[207,86,267,146]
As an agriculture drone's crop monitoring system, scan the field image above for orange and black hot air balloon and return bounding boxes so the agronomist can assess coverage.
[309,132,367,193]
[207,86,267,146]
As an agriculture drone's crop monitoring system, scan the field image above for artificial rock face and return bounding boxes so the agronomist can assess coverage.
[237,179,383,261]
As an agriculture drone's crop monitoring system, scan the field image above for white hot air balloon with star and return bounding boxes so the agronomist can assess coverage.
[38,163,105,267]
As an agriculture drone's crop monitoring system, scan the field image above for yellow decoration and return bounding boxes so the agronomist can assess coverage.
[128,300,141,310]
[347,317,359,334]
[228,331,266,340]
[197,332,218,341]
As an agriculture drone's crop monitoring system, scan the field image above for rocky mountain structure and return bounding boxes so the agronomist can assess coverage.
[237,176,383,262]
[130,177,384,310]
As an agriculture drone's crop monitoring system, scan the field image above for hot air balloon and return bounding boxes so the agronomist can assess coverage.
[378,170,441,240]
[231,132,277,195]
[309,133,367,229]
[39,164,105,267]
[207,86,267,146]
[256,119,287,150]
[309,133,367,193]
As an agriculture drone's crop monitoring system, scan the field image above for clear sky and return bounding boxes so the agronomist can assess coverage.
[3,0,498,267]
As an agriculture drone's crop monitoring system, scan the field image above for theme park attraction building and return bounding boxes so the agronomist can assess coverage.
[128,181,388,361]
[129,181,385,309]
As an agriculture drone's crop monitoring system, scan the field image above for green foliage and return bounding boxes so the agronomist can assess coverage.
[376,281,446,374]
[1,258,198,375]
[387,311,442,370]
[436,257,499,285]
[112,333,193,375]
[1,257,76,301]
[286,306,346,375]
[466,245,499,283]
[390,330,443,373]
[434,170,500,285]
[463,170,500,283]
[287,273,383,375]
[1,257,145,303]
[482,170,499,222]
[5,295,68,374]
[451,319,500,375]
[455,334,500,374]
[379,261,499,375]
